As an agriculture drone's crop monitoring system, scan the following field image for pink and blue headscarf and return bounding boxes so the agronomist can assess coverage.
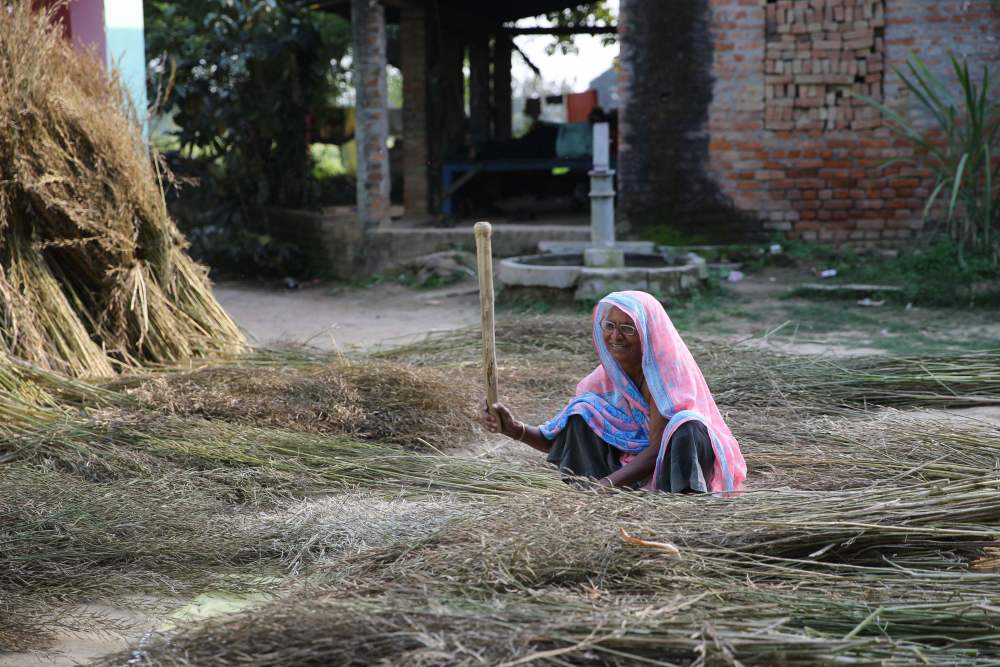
[539,291,746,493]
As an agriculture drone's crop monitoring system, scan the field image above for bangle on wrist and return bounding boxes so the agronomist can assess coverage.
[515,421,526,441]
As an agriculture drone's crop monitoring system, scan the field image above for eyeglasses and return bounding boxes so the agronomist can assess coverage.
[600,320,638,337]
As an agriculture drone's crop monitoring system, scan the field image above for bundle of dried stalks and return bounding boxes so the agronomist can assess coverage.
[228,492,470,575]
[733,406,1000,489]
[98,472,1000,666]
[332,475,999,595]
[0,350,118,436]
[0,464,481,652]
[111,358,478,449]
[384,319,1000,411]
[0,464,277,650]
[705,347,1000,410]
[0,4,244,378]
[7,414,564,499]
[97,583,1000,666]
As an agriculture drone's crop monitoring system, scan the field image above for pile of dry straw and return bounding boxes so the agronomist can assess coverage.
[0,4,244,380]
[4,314,995,664]
[110,357,477,448]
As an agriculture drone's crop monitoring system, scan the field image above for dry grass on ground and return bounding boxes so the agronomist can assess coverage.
[112,358,478,450]
[93,463,1000,666]
[3,316,999,664]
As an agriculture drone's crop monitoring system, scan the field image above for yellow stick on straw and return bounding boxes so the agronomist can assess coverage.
[474,221,499,418]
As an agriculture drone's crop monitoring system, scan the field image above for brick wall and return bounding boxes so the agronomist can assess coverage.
[763,0,886,132]
[618,0,755,239]
[619,0,1000,243]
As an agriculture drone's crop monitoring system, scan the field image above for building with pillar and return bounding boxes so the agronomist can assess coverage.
[28,0,1000,279]
[348,0,997,254]
[348,0,606,228]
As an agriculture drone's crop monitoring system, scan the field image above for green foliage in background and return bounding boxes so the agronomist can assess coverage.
[310,143,347,181]
[144,1,351,278]
[854,54,999,263]
[145,0,350,209]
[845,241,1000,307]
[543,1,616,55]
[636,224,711,247]
[775,239,1000,308]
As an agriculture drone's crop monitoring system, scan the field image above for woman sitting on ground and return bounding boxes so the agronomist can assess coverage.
[483,290,746,493]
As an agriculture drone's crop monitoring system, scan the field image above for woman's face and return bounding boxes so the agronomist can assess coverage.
[601,306,642,369]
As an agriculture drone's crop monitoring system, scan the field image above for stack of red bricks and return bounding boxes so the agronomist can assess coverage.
[764,0,885,132]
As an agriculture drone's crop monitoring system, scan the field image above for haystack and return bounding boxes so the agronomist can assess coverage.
[0,4,244,379]
[113,358,479,449]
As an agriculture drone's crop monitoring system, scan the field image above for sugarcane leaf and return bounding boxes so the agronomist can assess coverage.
[958,61,982,147]
[877,156,916,171]
[948,153,970,221]
[903,58,951,130]
[914,55,951,111]
[986,143,994,246]
[924,179,949,220]
[849,91,927,144]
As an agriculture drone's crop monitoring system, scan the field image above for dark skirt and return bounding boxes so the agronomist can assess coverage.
[545,414,716,492]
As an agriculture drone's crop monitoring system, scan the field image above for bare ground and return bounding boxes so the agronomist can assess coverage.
[213,281,481,352]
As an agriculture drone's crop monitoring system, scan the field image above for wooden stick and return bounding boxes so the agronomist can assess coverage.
[474,221,499,417]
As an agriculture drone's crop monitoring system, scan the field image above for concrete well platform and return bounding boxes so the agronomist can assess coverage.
[499,252,708,301]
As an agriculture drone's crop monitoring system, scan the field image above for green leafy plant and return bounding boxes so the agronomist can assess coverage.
[144,1,351,278]
[773,239,1000,307]
[854,54,999,262]
[145,1,350,208]
[543,2,617,55]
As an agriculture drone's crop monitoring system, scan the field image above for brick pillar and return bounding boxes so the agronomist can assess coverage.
[492,34,513,141]
[351,0,390,229]
[616,0,634,231]
[468,32,491,146]
[401,6,429,217]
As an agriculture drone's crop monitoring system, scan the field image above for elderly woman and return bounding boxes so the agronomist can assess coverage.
[483,290,746,493]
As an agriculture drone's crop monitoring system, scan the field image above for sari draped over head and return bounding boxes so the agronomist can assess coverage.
[539,291,746,493]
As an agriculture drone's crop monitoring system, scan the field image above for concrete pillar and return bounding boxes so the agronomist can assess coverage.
[352,0,391,229]
[468,32,491,146]
[401,6,429,218]
[492,34,513,141]
[584,123,623,268]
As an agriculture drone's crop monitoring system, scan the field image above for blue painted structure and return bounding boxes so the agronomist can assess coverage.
[104,0,147,131]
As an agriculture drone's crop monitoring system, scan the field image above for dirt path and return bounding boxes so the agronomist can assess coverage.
[213,281,481,352]
[214,270,999,358]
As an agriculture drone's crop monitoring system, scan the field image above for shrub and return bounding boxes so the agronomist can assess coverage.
[856,54,999,263]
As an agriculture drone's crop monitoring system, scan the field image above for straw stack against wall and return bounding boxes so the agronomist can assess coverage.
[0,4,244,378]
